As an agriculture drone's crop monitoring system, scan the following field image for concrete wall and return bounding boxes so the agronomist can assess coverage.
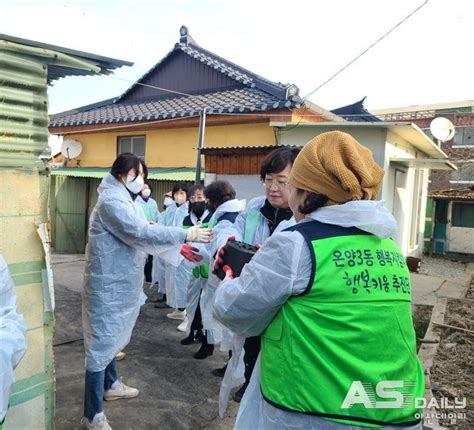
[277,126,387,167]
[384,130,429,257]
[446,201,474,254]
[278,125,429,257]
[65,122,276,168]
[1,170,54,430]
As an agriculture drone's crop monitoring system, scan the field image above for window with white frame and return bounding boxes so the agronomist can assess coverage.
[452,202,474,228]
[117,136,145,158]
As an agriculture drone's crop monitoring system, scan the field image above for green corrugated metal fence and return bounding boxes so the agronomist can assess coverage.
[51,176,194,253]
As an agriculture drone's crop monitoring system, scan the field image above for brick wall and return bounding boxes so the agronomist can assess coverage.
[413,116,474,192]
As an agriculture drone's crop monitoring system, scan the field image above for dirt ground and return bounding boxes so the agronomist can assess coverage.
[430,298,474,429]
[52,256,238,430]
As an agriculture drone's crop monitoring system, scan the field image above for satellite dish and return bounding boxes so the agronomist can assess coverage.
[61,139,82,159]
[430,117,455,142]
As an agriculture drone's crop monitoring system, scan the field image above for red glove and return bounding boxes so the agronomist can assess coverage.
[213,236,236,275]
[180,244,203,263]
[222,265,234,280]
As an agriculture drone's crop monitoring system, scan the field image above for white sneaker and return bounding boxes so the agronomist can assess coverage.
[177,317,188,332]
[166,309,186,321]
[115,351,126,361]
[104,378,139,401]
[81,413,112,429]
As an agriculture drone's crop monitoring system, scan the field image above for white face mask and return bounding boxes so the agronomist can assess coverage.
[126,175,144,194]
[174,195,187,205]
[142,189,151,198]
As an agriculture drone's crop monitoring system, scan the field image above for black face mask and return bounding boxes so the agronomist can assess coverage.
[190,201,206,218]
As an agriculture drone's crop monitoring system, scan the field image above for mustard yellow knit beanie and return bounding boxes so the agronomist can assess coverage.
[289,131,384,203]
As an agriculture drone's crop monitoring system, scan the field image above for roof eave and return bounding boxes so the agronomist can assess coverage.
[269,121,450,159]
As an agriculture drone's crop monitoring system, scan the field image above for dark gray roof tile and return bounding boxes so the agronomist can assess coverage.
[50,87,298,127]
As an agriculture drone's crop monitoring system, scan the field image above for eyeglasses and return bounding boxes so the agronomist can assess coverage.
[263,178,289,189]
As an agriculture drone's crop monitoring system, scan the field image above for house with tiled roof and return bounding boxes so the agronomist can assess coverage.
[330,97,381,122]
[48,25,334,252]
[49,26,333,168]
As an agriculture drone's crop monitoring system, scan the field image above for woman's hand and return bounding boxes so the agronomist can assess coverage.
[180,244,203,263]
[185,226,212,243]
[212,236,236,275]
[222,265,234,280]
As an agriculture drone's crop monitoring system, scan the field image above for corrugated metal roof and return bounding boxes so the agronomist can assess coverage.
[0,50,49,168]
[0,34,132,84]
[50,167,203,181]
[201,144,298,153]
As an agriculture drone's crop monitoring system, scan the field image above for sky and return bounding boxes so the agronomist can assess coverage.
[2,0,473,118]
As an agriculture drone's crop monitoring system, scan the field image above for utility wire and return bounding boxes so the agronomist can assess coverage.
[303,0,430,101]
[109,75,193,97]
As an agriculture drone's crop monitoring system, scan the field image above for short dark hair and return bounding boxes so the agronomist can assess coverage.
[189,184,205,197]
[260,147,301,181]
[172,182,189,196]
[204,180,236,209]
[111,153,148,180]
[298,190,329,214]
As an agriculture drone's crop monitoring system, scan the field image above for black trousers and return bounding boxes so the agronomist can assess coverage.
[144,255,153,283]
[190,299,203,332]
[243,335,261,383]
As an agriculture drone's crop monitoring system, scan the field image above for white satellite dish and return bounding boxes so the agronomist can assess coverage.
[430,117,455,142]
[61,139,82,159]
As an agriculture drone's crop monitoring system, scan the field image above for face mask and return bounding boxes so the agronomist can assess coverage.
[126,175,144,194]
[142,189,151,198]
[190,201,206,218]
[174,194,187,205]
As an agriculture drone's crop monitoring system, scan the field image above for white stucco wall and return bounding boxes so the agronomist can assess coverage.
[278,125,430,257]
[384,130,428,257]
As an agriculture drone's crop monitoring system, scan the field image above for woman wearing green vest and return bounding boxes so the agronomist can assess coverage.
[193,180,246,360]
[153,183,189,309]
[212,147,299,415]
[214,132,424,429]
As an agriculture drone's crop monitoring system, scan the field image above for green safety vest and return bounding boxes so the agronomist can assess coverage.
[243,208,261,245]
[183,215,211,279]
[260,221,424,428]
[138,198,159,222]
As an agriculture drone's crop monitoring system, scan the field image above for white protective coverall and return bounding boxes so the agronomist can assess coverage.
[162,202,191,309]
[0,256,27,423]
[214,196,295,416]
[83,174,187,372]
[196,199,245,346]
[214,200,422,430]
[183,209,212,333]
[152,202,188,297]
[152,203,178,294]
